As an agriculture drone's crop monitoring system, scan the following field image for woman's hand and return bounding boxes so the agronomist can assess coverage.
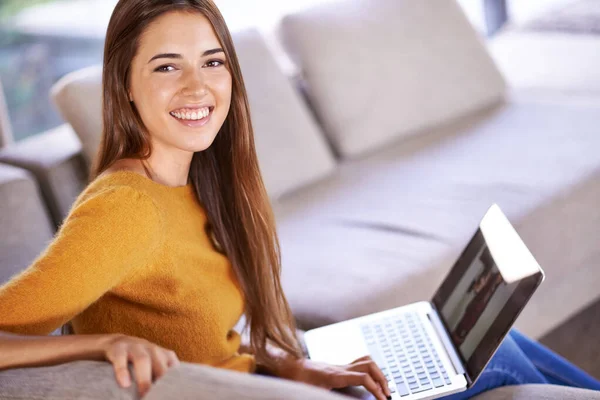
[101,334,180,397]
[280,355,392,400]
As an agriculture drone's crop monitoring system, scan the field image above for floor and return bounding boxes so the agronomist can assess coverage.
[540,298,600,380]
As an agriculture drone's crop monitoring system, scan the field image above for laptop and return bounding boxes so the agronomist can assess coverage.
[304,204,545,399]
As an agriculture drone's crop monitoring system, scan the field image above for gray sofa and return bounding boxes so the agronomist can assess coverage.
[1,0,600,398]
[2,360,600,400]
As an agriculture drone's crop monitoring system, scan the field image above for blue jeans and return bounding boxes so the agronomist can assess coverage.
[442,329,600,400]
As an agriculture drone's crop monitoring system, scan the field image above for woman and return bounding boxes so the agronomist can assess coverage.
[1,1,599,399]
[0,1,391,399]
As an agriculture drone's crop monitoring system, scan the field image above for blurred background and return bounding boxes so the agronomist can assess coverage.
[0,0,590,143]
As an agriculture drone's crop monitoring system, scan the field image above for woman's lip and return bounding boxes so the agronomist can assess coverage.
[170,109,212,127]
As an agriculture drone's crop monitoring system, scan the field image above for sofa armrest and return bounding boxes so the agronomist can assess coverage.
[0,360,347,400]
[0,124,88,229]
[146,362,347,400]
[473,384,600,400]
[0,163,55,284]
[151,367,600,400]
[1,359,597,400]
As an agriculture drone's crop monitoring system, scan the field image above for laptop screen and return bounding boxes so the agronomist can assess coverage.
[431,223,543,385]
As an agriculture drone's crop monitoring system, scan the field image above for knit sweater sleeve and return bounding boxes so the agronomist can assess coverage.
[0,186,162,335]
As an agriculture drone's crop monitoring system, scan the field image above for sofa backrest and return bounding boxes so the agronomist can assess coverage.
[280,0,507,159]
[51,29,335,199]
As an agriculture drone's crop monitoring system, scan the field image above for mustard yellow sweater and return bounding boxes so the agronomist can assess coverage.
[0,171,255,373]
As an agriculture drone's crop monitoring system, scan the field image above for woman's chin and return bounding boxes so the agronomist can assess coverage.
[179,132,218,153]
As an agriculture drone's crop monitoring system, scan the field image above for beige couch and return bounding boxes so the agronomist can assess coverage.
[1,0,599,398]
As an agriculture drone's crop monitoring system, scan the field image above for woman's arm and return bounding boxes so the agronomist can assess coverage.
[239,340,391,400]
[0,331,179,397]
[0,330,108,370]
[0,186,162,335]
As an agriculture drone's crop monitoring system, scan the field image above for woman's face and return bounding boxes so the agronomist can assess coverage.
[128,11,232,153]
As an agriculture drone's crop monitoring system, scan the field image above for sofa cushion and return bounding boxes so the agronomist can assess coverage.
[50,65,103,167]
[274,94,600,340]
[0,163,54,285]
[231,29,335,198]
[280,0,506,159]
[50,29,335,199]
[489,30,600,95]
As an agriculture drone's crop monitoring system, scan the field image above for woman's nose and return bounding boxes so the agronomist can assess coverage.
[182,71,208,97]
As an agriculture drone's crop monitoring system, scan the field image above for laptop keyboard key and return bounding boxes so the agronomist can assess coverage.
[433,377,445,388]
[395,382,410,397]
[411,386,431,394]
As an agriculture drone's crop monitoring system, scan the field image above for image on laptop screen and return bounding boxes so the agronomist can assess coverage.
[432,227,543,383]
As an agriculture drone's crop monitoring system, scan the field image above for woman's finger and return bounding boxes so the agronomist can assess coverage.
[349,359,391,398]
[129,344,153,397]
[150,347,170,380]
[339,371,387,400]
[352,355,372,363]
[165,350,180,368]
[105,342,132,388]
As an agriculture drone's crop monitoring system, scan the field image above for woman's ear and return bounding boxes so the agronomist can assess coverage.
[128,90,133,102]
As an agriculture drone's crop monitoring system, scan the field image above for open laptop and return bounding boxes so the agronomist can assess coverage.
[304,204,545,399]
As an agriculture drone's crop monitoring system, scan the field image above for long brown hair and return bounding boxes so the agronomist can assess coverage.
[91,0,302,367]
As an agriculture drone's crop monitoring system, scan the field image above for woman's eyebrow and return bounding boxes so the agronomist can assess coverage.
[147,48,224,63]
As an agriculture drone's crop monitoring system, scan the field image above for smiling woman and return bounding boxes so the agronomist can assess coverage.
[0,1,395,399]
[93,4,305,379]
[1,0,297,397]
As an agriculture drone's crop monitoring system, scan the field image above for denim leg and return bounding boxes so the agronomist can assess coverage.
[440,330,547,400]
[510,329,600,390]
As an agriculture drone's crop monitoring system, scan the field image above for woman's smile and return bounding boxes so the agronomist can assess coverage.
[169,105,214,128]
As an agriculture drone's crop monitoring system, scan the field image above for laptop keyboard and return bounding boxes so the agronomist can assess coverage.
[361,312,452,397]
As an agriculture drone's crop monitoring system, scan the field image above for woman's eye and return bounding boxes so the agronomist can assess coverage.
[205,60,225,68]
[154,65,175,72]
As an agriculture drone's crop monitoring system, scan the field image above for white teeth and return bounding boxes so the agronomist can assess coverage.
[171,107,210,120]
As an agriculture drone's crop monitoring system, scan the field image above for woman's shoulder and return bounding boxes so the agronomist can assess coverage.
[71,164,160,219]
[41,169,165,251]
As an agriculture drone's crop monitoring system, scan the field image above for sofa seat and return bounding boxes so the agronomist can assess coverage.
[274,93,600,339]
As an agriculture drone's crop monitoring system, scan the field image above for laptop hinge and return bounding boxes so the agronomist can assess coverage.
[427,308,469,383]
